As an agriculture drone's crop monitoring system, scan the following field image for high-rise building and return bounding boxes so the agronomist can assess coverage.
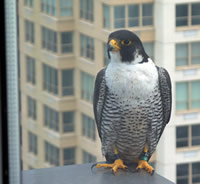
[18,0,200,183]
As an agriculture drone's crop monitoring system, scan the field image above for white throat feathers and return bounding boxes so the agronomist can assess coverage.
[105,54,158,105]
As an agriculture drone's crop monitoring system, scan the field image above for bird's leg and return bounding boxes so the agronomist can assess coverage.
[96,147,127,174]
[136,146,154,175]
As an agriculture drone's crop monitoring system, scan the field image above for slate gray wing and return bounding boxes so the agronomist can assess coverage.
[93,68,107,141]
[156,66,172,141]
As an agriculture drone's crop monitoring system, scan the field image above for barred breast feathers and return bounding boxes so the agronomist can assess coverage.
[105,52,158,105]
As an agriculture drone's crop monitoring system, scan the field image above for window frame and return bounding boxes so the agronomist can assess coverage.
[26,55,36,85]
[176,124,200,150]
[175,42,200,70]
[176,3,200,30]
[80,0,94,22]
[28,131,38,155]
[177,162,200,184]
[25,19,34,44]
[176,80,200,113]
[82,113,96,141]
[81,71,94,103]
[113,3,154,30]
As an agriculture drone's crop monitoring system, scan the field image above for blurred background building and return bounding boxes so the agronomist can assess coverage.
[18,0,200,183]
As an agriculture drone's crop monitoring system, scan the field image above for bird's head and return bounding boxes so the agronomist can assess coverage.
[107,30,149,64]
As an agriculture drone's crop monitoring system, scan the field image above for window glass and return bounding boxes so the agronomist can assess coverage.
[61,32,73,53]
[82,114,96,140]
[143,42,154,60]
[25,20,34,44]
[176,82,188,111]
[192,162,200,183]
[191,4,200,25]
[191,42,200,65]
[25,0,33,8]
[82,150,96,163]
[104,43,109,66]
[60,0,73,16]
[63,112,74,133]
[176,126,189,147]
[26,56,36,84]
[176,44,188,66]
[103,4,110,29]
[63,148,75,165]
[62,69,74,96]
[45,142,60,166]
[28,131,37,155]
[114,6,125,28]
[80,34,94,60]
[142,3,153,26]
[27,96,37,120]
[176,4,188,26]
[191,81,200,109]
[80,0,94,22]
[177,164,189,184]
[128,5,139,27]
[192,125,200,146]
[42,27,57,53]
[43,64,58,95]
[44,105,59,131]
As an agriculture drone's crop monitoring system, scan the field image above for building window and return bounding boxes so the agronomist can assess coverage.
[80,34,94,60]
[41,0,57,16]
[128,4,139,27]
[28,131,37,155]
[60,0,73,16]
[26,56,36,85]
[114,6,125,28]
[44,105,59,132]
[62,69,74,96]
[104,43,109,66]
[61,32,73,53]
[27,96,37,120]
[63,112,75,133]
[43,64,58,95]
[103,4,110,29]
[42,27,57,53]
[177,162,200,184]
[82,150,96,163]
[81,72,94,103]
[82,113,96,141]
[176,124,200,148]
[176,81,200,111]
[142,3,153,26]
[114,3,153,29]
[25,0,33,8]
[176,3,200,27]
[143,42,154,61]
[63,147,75,165]
[80,0,94,22]
[176,42,200,67]
[25,20,34,44]
[45,141,60,166]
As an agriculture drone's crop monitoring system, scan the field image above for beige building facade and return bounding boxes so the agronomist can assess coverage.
[19,0,200,183]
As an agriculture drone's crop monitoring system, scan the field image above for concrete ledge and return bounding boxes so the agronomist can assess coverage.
[23,163,175,184]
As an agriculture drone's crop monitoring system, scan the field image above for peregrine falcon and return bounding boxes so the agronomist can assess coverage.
[93,30,172,175]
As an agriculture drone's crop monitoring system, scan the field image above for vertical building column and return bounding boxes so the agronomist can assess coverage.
[154,0,176,182]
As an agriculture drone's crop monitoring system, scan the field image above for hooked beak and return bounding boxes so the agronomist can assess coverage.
[108,39,120,52]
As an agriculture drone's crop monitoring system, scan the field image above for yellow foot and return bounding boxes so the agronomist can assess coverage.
[96,159,127,174]
[136,160,154,175]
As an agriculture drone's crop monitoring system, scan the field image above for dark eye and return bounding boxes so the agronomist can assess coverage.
[121,40,131,46]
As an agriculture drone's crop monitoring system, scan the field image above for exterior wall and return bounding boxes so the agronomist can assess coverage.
[155,0,200,182]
